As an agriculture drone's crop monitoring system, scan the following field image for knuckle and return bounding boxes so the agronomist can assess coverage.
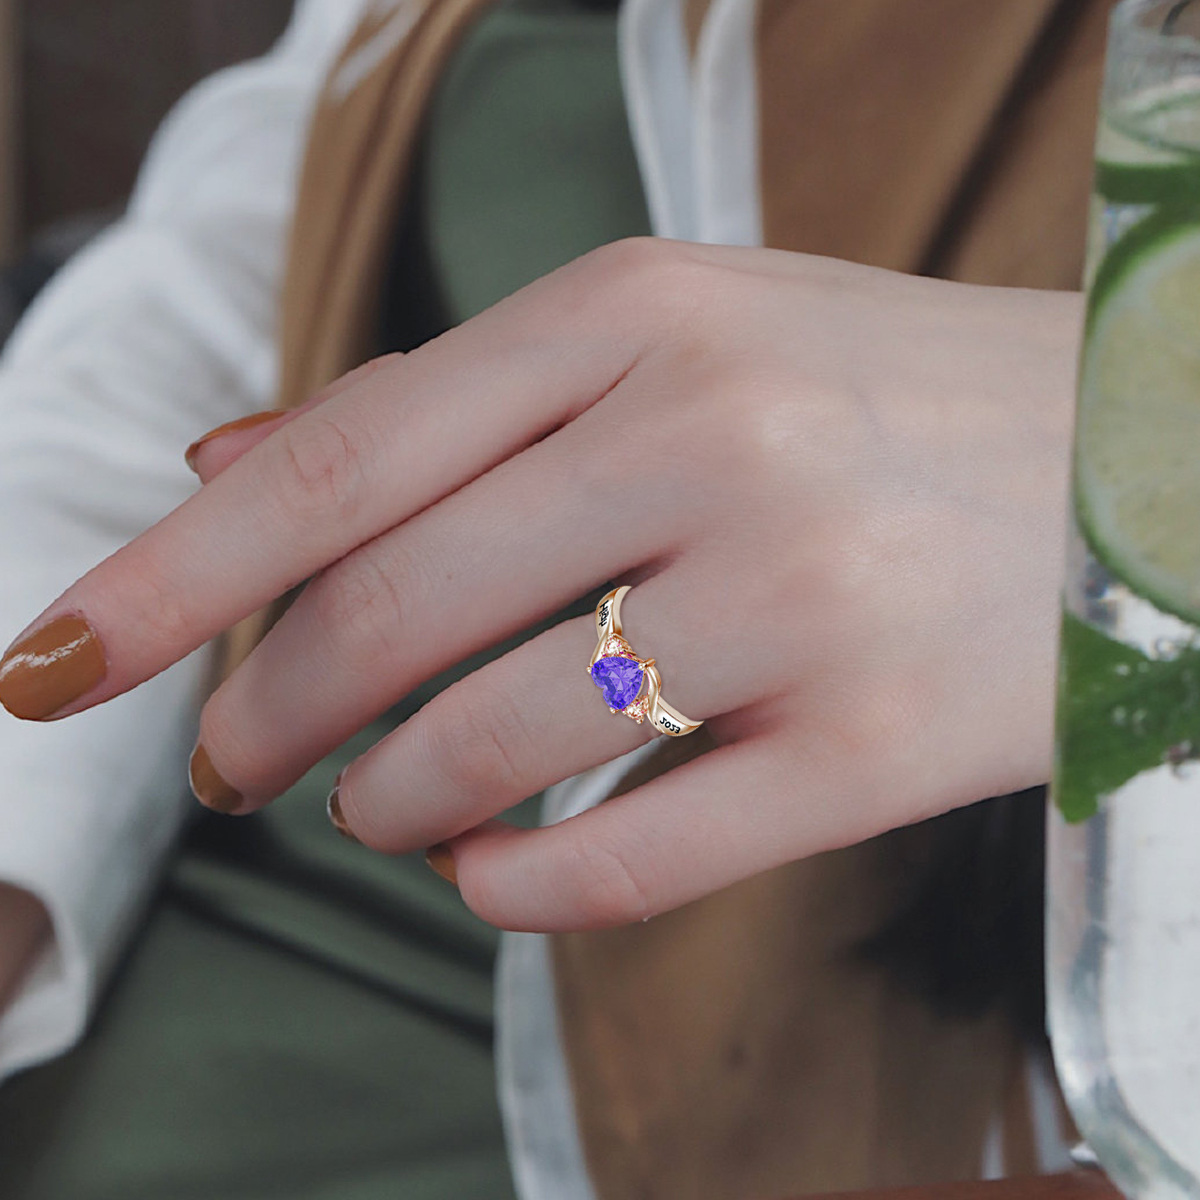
[119,553,196,650]
[844,682,916,760]
[307,543,413,670]
[819,664,927,794]
[586,235,679,279]
[729,378,834,480]
[582,237,707,329]
[645,374,801,508]
[421,682,533,800]
[268,414,367,521]
[568,832,654,927]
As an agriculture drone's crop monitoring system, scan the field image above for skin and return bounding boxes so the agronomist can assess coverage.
[0,239,1082,940]
[0,885,50,1012]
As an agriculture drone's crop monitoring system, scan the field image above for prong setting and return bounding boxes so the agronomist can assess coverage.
[587,586,703,737]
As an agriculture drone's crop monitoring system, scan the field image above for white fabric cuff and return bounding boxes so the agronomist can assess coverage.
[0,659,206,1082]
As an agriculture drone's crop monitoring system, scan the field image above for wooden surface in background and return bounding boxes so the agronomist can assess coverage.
[792,1171,1124,1200]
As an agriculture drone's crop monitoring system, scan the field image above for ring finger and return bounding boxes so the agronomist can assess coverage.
[325,570,758,854]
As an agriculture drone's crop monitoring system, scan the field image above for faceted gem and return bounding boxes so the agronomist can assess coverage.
[591,655,644,710]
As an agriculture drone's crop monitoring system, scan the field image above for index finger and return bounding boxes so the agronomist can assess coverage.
[0,240,679,721]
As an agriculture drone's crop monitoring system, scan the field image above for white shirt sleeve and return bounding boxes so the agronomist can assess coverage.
[617,0,761,246]
[0,0,371,1084]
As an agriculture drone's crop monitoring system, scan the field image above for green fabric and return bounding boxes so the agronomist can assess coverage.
[1,2,650,1196]
[380,0,651,350]
[0,722,514,1200]
[423,0,651,324]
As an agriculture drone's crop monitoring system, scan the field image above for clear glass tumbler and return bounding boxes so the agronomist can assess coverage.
[1048,3,1200,1197]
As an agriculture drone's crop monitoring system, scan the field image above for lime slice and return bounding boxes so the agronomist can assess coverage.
[1076,212,1200,625]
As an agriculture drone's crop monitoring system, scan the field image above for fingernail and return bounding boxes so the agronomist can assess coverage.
[189,744,243,814]
[0,615,106,720]
[185,410,286,472]
[326,774,360,843]
[425,842,458,886]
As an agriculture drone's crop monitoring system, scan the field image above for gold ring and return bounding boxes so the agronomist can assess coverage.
[587,586,703,737]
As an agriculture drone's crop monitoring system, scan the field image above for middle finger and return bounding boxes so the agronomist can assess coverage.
[194,405,688,806]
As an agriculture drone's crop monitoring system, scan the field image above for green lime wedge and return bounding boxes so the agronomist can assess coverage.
[1076,211,1200,624]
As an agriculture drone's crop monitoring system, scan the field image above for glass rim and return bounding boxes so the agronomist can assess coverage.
[1112,0,1200,54]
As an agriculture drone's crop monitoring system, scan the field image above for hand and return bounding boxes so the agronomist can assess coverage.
[0,239,1081,931]
[0,883,50,1013]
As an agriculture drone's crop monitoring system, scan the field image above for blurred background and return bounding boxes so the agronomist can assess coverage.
[0,0,294,339]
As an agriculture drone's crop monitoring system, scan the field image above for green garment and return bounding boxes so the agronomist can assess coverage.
[0,3,650,1197]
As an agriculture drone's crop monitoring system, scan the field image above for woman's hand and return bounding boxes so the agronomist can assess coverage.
[0,240,1081,931]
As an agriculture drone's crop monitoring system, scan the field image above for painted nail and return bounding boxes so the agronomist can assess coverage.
[0,615,106,720]
[326,774,360,843]
[425,842,458,886]
[189,744,243,814]
[184,410,286,472]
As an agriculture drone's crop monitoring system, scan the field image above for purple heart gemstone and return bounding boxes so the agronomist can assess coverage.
[591,656,644,710]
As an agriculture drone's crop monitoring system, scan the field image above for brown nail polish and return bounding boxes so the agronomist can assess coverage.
[189,744,243,814]
[184,410,286,472]
[0,615,106,720]
[326,775,360,843]
[425,842,458,886]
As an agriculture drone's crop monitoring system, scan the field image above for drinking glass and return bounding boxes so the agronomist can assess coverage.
[1048,3,1200,1196]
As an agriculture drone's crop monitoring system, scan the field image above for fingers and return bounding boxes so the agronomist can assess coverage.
[317,568,769,852]
[191,389,723,802]
[418,733,829,932]
[191,417,657,800]
[1,244,667,719]
[333,616,655,846]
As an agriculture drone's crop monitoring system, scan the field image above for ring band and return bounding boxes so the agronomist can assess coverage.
[587,586,703,737]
